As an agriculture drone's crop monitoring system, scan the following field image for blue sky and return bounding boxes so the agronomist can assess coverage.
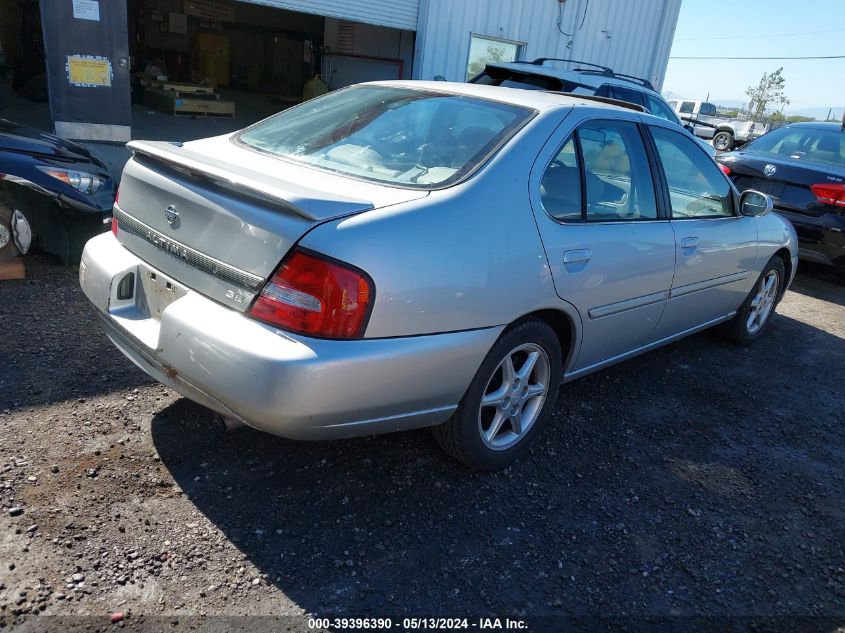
[663,0,845,115]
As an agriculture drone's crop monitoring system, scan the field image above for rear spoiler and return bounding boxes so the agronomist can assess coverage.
[127,140,373,222]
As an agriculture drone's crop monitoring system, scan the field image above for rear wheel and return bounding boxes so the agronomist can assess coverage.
[712,130,734,152]
[718,256,785,344]
[432,318,562,470]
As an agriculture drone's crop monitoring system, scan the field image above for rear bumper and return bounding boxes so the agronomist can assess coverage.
[776,209,845,268]
[79,232,501,440]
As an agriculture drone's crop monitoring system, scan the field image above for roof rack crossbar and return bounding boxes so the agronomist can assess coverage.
[530,57,613,76]
[612,72,655,90]
[546,91,646,112]
[528,57,655,90]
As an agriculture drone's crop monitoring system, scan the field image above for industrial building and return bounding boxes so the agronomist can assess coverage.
[0,0,682,141]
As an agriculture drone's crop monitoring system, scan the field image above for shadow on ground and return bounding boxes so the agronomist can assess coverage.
[150,307,845,617]
[0,252,153,410]
[788,262,845,307]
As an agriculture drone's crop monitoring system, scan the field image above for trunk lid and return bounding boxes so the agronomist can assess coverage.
[116,135,427,311]
[723,150,845,217]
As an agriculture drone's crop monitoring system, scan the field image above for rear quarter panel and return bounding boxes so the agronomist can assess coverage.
[299,107,582,343]
[756,211,799,285]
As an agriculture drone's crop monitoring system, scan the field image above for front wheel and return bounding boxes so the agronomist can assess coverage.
[712,130,735,152]
[718,256,785,345]
[432,318,562,470]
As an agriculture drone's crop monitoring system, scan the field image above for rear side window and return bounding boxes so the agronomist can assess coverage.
[609,86,645,107]
[645,95,680,124]
[540,120,658,222]
[651,126,733,218]
[540,137,582,221]
[679,101,695,114]
[579,121,657,221]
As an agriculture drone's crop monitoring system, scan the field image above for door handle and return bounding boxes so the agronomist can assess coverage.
[680,237,698,251]
[563,249,592,264]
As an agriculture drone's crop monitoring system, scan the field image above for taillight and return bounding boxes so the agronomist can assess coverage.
[718,164,731,176]
[249,249,373,339]
[810,183,845,207]
[111,188,120,235]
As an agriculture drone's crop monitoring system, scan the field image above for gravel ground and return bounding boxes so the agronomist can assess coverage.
[0,253,844,631]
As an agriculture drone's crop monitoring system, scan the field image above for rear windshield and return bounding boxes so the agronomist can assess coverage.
[744,126,845,167]
[236,85,534,188]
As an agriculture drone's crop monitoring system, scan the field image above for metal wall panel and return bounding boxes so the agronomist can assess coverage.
[414,0,682,90]
[246,0,419,30]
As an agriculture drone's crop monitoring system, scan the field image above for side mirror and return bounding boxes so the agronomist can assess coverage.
[684,124,694,133]
[739,189,773,217]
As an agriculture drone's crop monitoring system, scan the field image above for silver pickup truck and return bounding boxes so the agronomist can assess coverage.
[668,100,768,151]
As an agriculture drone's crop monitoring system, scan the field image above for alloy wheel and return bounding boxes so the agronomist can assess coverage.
[746,270,780,334]
[713,132,732,151]
[477,343,550,451]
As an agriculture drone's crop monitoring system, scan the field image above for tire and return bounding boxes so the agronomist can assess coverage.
[432,318,563,470]
[0,193,23,262]
[718,256,785,345]
[712,130,734,152]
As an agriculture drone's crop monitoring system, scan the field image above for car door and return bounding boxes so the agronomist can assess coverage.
[646,123,758,339]
[529,112,676,373]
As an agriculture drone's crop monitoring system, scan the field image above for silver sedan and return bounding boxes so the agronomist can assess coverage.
[79,81,798,469]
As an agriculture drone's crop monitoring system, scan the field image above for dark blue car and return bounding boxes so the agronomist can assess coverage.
[716,122,845,273]
[0,118,116,264]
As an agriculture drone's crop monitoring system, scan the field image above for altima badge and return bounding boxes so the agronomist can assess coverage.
[763,164,777,177]
[164,205,180,227]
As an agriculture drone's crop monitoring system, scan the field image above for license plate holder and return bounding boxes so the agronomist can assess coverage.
[751,177,785,198]
[136,266,186,320]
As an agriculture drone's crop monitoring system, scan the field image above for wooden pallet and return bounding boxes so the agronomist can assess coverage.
[145,88,235,117]
[158,81,216,95]
[0,258,25,280]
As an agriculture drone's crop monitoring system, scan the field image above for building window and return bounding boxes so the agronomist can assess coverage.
[466,34,524,80]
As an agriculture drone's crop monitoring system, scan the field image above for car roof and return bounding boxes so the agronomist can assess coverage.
[777,121,845,132]
[482,62,661,96]
[364,80,643,113]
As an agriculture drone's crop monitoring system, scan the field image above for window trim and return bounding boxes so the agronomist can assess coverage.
[538,117,663,224]
[644,124,738,220]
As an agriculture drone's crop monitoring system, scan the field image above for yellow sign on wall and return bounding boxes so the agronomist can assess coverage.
[67,56,112,87]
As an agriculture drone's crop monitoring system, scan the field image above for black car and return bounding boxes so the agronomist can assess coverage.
[716,122,845,272]
[0,119,116,264]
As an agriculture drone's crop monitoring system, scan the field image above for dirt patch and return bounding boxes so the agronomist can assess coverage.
[1,254,844,628]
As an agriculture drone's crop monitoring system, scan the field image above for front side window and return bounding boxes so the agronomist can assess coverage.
[237,86,533,188]
[679,101,695,114]
[540,120,658,222]
[466,34,524,81]
[651,126,733,218]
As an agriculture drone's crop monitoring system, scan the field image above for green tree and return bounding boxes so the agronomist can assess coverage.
[745,67,790,121]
